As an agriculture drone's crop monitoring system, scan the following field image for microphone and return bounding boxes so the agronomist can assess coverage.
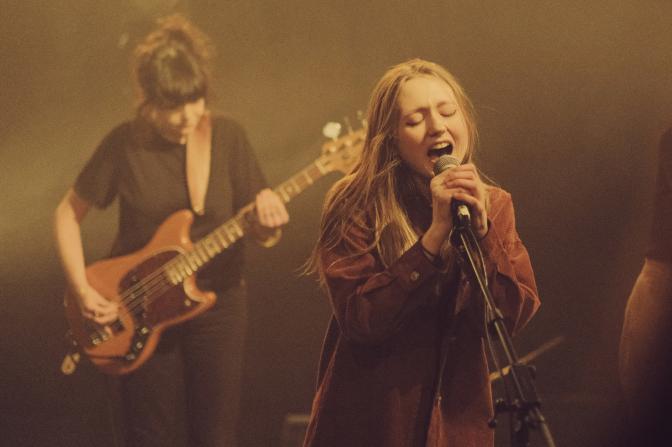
[433,155,471,226]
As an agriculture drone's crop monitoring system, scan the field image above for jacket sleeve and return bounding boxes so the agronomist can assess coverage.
[321,227,444,345]
[460,188,540,336]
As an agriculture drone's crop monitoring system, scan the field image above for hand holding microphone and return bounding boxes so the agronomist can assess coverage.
[433,155,472,227]
[432,155,488,236]
[421,154,488,257]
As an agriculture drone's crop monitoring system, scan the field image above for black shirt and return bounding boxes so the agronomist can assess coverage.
[74,114,268,289]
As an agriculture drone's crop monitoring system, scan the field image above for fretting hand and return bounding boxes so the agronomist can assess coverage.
[255,188,289,228]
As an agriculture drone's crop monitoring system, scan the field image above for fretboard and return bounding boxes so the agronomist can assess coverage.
[163,156,332,285]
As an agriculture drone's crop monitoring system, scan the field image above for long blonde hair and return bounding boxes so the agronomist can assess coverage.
[308,59,479,285]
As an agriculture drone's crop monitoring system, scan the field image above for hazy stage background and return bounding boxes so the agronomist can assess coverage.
[2,1,672,446]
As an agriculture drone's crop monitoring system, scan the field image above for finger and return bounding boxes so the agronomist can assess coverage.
[452,191,480,206]
[455,163,478,173]
[436,170,474,183]
[277,207,289,224]
[452,192,486,216]
[269,209,289,227]
[259,210,278,228]
[443,167,482,186]
[444,178,478,192]
[92,301,117,314]
[96,312,119,325]
[255,191,272,209]
[83,308,110,323]
[444,167,476,177]
[264,213,277,228]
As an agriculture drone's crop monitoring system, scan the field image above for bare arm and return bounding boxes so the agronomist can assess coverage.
[53,188,118,324]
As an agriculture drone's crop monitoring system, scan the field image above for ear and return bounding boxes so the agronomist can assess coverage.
[140,103,157,122]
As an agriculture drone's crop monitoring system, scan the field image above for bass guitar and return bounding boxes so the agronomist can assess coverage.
[63,122,364,375]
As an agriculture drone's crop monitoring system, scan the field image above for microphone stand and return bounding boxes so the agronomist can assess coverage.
[450,214,556,447]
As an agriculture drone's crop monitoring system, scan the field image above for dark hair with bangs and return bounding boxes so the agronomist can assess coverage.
[133,14,213,109]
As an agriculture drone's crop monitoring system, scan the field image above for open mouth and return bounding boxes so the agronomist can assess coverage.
[427,143,453,162]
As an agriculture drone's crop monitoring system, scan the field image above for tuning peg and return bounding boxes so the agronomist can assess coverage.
[322,122,342,141]
[356,110,367,128]
[343,116,354,134]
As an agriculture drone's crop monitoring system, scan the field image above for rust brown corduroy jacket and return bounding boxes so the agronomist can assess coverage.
[303,187,540,447]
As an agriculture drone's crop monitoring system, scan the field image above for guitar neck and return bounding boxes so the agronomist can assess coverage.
[163,157,333,285]
[273,157,331,204]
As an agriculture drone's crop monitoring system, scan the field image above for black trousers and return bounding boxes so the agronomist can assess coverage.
[115,279,248,447]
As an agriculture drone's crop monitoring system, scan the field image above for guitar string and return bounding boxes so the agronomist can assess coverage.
[112,180,290,320]
[93,157,340,330]
[113,170,313,313]
[84,137,363,348]
[113,218,245,321]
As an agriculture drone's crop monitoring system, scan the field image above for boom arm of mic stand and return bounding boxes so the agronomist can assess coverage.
[451,225,556,447]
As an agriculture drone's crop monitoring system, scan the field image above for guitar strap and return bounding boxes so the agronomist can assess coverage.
[186,112,212,216]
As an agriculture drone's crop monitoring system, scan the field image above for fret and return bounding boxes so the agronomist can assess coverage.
[194,244,209,263]
[306,164,322,180]
[185,254,199,271]
[194,251,206,266]
[229,222,244,238]
[292,177,307,191]
[233,216,247,235]
[314,159,329,175]
[221,225,234,243]
[277,187,290,202]
[202,242,214,260]
[191,251,204,267]
[165,265,182,285]
[156,130,360,293]
[202,237,220,257]
[280,182,297,199]
[214,228,229,248]
[178,259,193,277]
[289,177,302,194]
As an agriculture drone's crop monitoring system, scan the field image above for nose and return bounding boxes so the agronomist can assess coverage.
[426,109,445,136]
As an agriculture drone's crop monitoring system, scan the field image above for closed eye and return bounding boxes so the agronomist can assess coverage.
[438,106,457,117]
[405,112,424,127]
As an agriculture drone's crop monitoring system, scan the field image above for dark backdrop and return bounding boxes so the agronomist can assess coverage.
[2,1,672,446]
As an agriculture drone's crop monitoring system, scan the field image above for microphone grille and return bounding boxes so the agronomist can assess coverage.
[433,155,461,175]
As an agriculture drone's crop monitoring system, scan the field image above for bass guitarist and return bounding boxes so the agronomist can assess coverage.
[53,14,288,447]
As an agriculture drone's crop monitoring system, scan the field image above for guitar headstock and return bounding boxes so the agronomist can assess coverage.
[319,116,366,175]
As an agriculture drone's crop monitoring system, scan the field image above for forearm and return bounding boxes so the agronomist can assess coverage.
[53,189,90,292]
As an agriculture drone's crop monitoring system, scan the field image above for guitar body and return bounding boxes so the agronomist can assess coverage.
[64,210,216,375]
[62,124,365,376]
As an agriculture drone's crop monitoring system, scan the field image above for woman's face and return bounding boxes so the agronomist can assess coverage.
[149,98,206,144]
[395,76,469,178]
